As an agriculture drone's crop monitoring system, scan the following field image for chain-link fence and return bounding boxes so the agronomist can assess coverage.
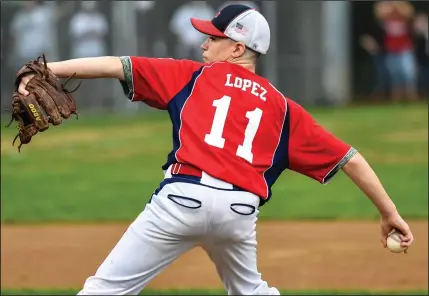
[1,1,427,113]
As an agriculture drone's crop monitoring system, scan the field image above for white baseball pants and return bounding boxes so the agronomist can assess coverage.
[78,168,279,295]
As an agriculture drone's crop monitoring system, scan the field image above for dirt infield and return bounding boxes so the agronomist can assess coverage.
[1,221,427,291]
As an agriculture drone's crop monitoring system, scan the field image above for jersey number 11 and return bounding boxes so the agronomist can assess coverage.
[204,95,262,163]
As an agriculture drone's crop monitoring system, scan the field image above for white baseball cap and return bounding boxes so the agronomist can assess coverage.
[190,4,271,54]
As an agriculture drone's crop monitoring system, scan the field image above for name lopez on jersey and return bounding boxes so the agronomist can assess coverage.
[225,74,267,101]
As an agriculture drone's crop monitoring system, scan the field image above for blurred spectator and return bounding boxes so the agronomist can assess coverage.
[217,1,259,11]
[68,1,109,111]
[135,1,155,11]
[413,12,428,98]
[360,33,390,98]
[9,0,59,71]
[374,1,418,102]
[135,1,156,56]
[169,1,215,61]
[69,1,108,59]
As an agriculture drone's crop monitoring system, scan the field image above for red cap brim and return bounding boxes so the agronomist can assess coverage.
[190,18,227,37]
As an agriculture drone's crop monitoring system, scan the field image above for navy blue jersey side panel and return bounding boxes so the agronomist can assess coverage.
[162,67,205,171]
[262,104,290,204]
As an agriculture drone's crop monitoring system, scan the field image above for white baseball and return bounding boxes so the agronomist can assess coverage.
[387,231,406,253]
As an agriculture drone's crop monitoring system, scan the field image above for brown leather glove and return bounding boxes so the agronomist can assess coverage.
[6,54,80,152]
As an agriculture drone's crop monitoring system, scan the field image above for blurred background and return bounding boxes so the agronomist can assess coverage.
[0,0,428,112]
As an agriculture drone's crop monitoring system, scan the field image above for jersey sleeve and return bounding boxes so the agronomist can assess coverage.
[287,101,358,184]
[119,56,204,109]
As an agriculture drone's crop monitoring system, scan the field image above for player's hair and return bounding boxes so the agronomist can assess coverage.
[243,48,261,63]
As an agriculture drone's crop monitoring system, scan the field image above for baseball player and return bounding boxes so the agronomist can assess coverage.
[17,4,414,295]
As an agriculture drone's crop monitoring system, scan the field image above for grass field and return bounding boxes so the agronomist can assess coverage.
[1,104,427,222]
[1,289,428,295]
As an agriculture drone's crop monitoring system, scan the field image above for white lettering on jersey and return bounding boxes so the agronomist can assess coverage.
[234,77,243,88]
[225,74,267,101]
[259,86,267,101]
[225,73,234,87]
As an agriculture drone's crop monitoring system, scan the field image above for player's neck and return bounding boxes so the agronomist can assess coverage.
[227,58,256,73]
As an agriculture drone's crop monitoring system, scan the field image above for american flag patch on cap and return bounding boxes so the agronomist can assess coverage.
[234,22,249,36]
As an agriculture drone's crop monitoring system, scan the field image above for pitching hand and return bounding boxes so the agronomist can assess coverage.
[380,212,414,253]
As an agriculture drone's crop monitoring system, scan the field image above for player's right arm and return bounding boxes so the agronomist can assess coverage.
[342,153,413,251]
[287,100,413,251]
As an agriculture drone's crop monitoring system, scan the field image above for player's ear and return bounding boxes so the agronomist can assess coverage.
[232,42,246,58]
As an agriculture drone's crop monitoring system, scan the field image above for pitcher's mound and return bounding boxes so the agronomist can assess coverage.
[1,221,427,291]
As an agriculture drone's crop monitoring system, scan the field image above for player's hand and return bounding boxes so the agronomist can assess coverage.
[380,212,414,253]
[18,74,35,96]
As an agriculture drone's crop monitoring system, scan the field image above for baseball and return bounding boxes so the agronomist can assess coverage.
[387,230,406,253]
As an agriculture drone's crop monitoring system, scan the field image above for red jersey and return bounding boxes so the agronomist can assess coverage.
[382,13,413,53]
[121,56,355,202]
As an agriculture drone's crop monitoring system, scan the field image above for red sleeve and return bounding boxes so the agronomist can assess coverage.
[126,57,203,109]
[287,100,357,184]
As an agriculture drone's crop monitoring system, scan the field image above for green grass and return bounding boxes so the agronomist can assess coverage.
[1,104,428,223]
[1,289,428,295]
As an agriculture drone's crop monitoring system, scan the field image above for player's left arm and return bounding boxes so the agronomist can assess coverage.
[46,56,125,80]
[43,56,204,110]
[17,57,126,96]
[119,56,204,109]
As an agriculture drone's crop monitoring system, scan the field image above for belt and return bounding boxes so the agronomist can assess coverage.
[168,162,265,206]
[171,162,203,178]
[169,162,244,191]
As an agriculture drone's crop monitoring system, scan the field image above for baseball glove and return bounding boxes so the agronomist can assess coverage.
[5,54,80,152]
